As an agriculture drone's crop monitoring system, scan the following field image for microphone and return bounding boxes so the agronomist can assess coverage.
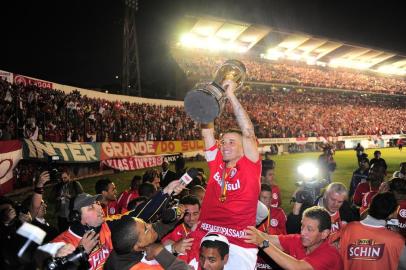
[171,168,199,196]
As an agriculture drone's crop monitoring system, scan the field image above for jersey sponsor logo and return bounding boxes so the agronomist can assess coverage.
[331,221,341,233]
[201,222,246,238]
[213,171,241,191]
[399,209,406,218]
[270,218,278,227]
[89,245,111,270]
[229,168,237,178]
[347,239,384,261]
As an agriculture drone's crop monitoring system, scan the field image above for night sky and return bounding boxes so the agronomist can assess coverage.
[1,0,405,98]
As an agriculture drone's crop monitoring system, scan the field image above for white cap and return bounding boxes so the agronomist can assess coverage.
[200,232,229,246]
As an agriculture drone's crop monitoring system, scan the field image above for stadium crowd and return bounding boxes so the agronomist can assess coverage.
[1,78,406,143]
[173,50,406,95]
[2,78,406,270]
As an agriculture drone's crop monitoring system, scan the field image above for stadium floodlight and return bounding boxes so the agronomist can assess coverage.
[264,48,284,60]
[329,58,369,70]
[180,33,196,47]
[297,162,319,179]
[377,65,406,76]
[286,52,301,61]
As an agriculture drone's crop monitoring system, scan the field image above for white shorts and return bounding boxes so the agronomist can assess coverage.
[224,243,258,270]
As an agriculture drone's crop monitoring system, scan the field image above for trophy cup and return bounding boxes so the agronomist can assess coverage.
[184,59,246,124]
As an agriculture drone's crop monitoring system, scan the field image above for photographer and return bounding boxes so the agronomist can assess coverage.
[286,183,359,242]
[23,171,58,243]
[51,170,84,232]
[348,155,369,201]
[317,146,336,183]
[0,196,32,270]
[50,180,186,270]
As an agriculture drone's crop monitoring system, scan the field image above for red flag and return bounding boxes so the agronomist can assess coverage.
[0,140,22,195]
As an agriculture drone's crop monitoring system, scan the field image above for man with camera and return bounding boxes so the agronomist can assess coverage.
[195,79,261,269]
[51,180,186,270]
[286,182,359,243]
[51,170,84,232]
[0,196,33,270]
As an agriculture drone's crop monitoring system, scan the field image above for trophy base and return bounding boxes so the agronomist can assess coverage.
[184,88,221,124]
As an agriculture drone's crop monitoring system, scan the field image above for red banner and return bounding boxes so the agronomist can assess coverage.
[0,140,23,195]
[102,154,181,171]
[13,74,53,89]
[100,140,204,160]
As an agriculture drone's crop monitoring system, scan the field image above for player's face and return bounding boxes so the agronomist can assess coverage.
[184,204,200,229]
[200,247,228,270]
[259,191,272,208]
[264,169,274,184]
[81,202,104,227]
[325,191,346,213]
[105,183,117,201]
[134,218,158,249]
[300,217,326,249]
[220,133,243,164]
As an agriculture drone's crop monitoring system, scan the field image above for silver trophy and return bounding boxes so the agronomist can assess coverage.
[184,59,246,124]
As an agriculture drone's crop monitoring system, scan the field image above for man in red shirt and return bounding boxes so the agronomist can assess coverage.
[162,195,201,261]
[117,175,141,213]
[257,183,286,270]
[193,79,261,269]
[258,184,286,235]
[353,163,385,206]
[245,206,343,270]
[338,192,406,270]
[95,178,119,217]
[261,160,281,207]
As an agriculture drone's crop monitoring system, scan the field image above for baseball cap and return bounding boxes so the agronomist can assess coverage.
[200,232,230,246]
[73,193,103,211]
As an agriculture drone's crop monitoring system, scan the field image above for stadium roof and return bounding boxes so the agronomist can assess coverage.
[175,16,406,76]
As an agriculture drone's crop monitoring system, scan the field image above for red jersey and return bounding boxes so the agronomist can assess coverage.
[162,223,191,243]
[258,207,287,235]
[103,201,119,217]
[339,221,404,270]
[117,189,139,213]
[278,234,343,270]
[198,145,261,248]
[396,199,406,240]
[271,185,281,207]
[359,191,378,215]
[257,207,286,270]
[52,222,113,270]
[317,201,345,243]
[353,182,377,206]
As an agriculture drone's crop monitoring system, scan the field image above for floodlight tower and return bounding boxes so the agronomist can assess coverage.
[122,0,142,96]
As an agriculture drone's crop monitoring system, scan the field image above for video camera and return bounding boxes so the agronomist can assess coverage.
[292,163,328,205]
[15,222,89,270]
[44,155,62,183]
[45,246,89,270]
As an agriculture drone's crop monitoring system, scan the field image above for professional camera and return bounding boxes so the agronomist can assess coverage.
[292,163,328,205]
[45,246,89,270]
[44,155,62,183]
[15,201,30,215]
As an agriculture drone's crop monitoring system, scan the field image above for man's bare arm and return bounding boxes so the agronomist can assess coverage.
[223,80,259,162]
[201,122,216,150]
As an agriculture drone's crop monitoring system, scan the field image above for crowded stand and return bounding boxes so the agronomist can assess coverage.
[172,49,406,95]
[2,70,406,270]
[1,77,406,143]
